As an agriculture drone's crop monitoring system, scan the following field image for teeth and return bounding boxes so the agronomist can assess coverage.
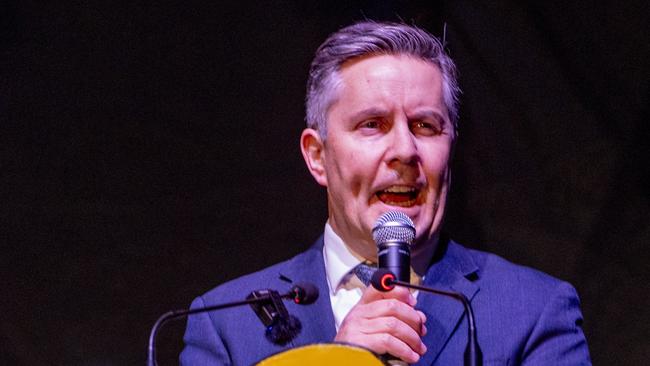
[376,186,419,207]
[382,186,416,193]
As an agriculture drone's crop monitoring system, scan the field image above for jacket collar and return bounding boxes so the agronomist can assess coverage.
[277,236,338,346]
[415,237,481,365]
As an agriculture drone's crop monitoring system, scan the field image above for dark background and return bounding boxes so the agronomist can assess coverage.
[1,1,648,365]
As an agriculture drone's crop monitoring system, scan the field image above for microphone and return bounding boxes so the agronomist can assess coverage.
[372,211,415,365]
[372,211,415,283]
[247,282,318,345]
[371,269,483,366]
[146,282,318,366]
[289,282,319,304]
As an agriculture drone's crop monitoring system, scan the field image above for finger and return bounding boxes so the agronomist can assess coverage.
[359,284,416,306]
[356,299,426,335]
[418,310,428,336]
[358,333,422,364]
[357,316,428,355]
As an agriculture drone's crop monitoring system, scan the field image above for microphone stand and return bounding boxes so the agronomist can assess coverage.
[147,286,314,366]
[148,296,269,366]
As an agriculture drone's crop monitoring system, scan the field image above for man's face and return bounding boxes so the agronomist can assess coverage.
[301,54,454,259]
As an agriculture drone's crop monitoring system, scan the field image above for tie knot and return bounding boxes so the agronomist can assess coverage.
[352,262,376,287]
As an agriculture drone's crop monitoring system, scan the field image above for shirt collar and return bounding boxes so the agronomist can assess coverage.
[323,222,363,295]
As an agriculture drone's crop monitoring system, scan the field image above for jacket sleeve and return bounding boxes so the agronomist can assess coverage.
[180,296,231,366]
[522,281,592,365]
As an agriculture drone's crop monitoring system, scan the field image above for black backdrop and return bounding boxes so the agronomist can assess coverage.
[1,1,648,365]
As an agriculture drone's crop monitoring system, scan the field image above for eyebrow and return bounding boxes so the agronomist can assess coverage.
[409,110,448,125]
[349,108,449,125]
[348,107,389,122]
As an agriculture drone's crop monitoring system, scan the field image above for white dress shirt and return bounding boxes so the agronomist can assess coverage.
[322,222,366,330]
[323,222,422,331]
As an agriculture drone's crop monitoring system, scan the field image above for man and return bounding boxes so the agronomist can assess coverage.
[181,21,591,365]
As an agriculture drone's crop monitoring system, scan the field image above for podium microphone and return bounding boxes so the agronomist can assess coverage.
[146,282,318,366]
[372,269,483,366]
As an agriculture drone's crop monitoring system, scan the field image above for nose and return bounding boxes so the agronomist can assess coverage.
[387,121,419,166]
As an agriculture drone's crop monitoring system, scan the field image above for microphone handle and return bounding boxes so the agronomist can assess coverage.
[377,242,410,282]
[377,242,410,365]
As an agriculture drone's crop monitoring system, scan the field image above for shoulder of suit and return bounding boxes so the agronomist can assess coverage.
[197,240,323,304]
[448,240,572,294]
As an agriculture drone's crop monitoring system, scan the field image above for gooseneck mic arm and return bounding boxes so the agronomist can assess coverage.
[371,269,482,366]
[146,283,318,366]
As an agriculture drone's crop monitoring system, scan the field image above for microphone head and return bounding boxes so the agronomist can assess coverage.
[265,314,302,346]
[290,282,319,305]
[371,268,396,292]
[372,211,415,245]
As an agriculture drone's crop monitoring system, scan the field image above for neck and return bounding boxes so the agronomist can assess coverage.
[328,220,439,276]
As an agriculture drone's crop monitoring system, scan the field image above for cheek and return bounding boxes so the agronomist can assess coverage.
[343,158,366,198]
[329,143,378,197]
[424,143,452,172]
[422,148,452,192]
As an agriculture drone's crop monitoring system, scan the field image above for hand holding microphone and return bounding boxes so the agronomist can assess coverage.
[335,281,428,363]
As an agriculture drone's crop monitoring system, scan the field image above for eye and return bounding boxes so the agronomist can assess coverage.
[411,120,443,136]
[357,119,389,134]
[360,119,381,129]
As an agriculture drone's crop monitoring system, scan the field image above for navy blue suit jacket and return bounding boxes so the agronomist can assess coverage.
[180,237,590,365]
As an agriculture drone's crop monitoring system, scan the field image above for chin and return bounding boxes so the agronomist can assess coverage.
[406,210,436,239]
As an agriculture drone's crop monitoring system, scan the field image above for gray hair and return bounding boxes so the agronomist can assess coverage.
[305,21,461,139]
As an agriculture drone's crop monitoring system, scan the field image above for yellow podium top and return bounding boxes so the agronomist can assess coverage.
[257,343,385,366]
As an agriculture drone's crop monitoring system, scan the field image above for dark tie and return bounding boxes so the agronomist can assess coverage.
[352,263,376,287]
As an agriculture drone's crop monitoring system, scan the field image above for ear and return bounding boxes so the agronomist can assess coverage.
[300,128,328,187]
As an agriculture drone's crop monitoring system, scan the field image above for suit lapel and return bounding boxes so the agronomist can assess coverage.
[415,240,480,366]
[278,237,337,346]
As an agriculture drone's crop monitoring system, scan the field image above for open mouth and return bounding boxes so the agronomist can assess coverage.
[376,186,420,207]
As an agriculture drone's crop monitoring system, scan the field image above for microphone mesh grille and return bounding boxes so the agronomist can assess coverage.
[372,211,415,245]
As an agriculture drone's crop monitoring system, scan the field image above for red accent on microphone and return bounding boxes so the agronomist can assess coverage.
[371,268,397,292]
[380,272,395,290]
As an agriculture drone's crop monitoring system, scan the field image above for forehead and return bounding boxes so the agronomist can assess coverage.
[340,53,438,75]
[331,54,446,116]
